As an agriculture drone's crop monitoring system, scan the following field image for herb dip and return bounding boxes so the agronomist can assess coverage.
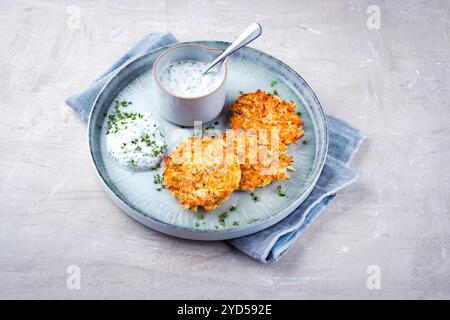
[157,60,223,98]
[105,100,167,171]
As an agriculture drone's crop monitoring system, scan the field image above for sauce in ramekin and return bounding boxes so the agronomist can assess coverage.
[157,60,223,98]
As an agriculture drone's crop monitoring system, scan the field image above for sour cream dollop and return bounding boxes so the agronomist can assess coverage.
[105,105,167,171]
[157,60,223,98]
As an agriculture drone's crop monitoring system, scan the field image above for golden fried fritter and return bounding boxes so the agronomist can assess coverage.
[163,135,241,211]
[230,90,304,145]
[163,90,304,211]
[228,90,301,191]
[225,130,293,191]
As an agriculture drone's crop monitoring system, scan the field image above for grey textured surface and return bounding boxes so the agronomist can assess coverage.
[0,0,449,299]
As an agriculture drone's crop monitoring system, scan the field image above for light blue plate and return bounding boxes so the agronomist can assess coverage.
[88,41,328,240]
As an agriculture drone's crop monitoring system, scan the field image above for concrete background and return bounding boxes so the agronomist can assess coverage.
[0,0,449,299]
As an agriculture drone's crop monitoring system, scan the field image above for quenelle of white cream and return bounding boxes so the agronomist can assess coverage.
[106,111,167,171]
[157,60,223,98]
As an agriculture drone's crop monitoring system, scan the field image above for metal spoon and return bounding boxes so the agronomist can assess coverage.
[203,22,262,74]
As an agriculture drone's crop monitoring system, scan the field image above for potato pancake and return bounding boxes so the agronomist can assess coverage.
[228,90,301,191]
[225,130,293,191]
[163,90,304,211]
[230,89,304,145]
[164,135,241,211]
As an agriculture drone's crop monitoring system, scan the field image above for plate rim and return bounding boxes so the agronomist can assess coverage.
[87,40,328,241]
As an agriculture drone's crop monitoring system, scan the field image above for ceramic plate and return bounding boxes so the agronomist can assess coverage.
[88,41,328,240]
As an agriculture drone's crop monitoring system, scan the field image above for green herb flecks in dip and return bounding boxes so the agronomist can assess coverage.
[105,99,167,171]
[158,60,224,98]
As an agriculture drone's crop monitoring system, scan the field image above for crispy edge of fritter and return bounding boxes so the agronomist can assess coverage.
[163,135,241,211]
[224,130,292,191]
[230,89,304,145]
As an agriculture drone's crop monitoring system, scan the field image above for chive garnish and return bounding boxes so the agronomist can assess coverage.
[250,192,259,202]
[276,185,287,197]
[218,212,228,226]
[196,213,204,220]
[153,173,166,191]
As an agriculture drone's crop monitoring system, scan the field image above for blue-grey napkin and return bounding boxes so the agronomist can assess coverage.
[65,32,365,263]
[229,115,365,262]
[66,32,178,122]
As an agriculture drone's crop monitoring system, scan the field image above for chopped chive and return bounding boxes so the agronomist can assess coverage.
[250,192,259,202]
[105,99,145,134]
[153,173,165,191]
[204,122,216,131]
[218,212,228,226]
[153,173,163,184]
[276,185,287,197]
[196,213,204,220]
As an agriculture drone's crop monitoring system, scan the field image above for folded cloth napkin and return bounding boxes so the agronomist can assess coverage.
[229,115,365,262]
[66,32,365,263]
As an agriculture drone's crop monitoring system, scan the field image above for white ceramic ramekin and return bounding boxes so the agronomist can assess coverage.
[152,44,228,127]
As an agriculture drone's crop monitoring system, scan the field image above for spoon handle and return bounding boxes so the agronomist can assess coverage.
[203,22,262,74]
